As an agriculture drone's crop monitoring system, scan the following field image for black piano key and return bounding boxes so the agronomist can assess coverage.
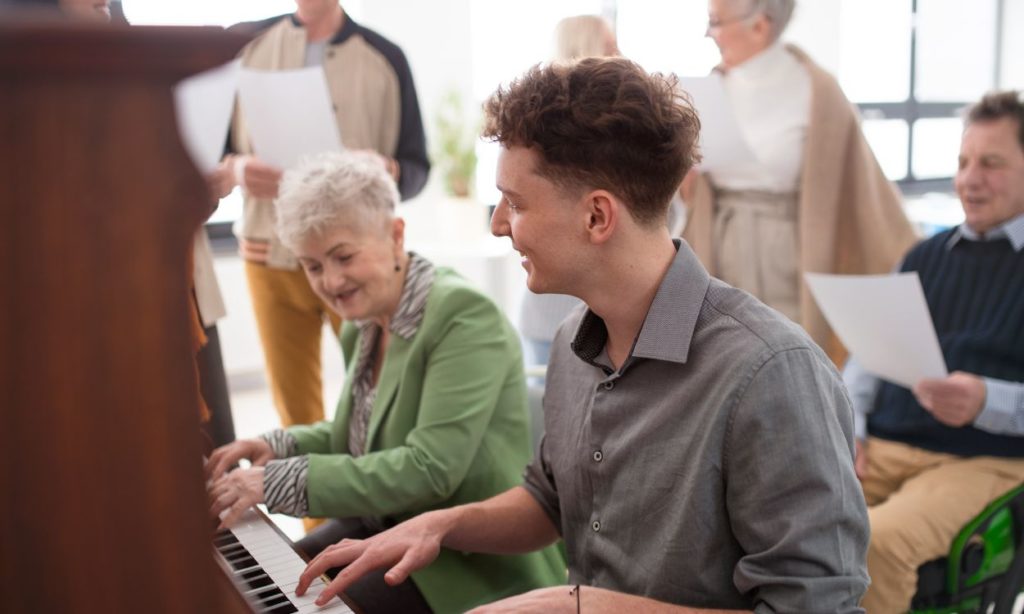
[239,569,275,590]
[214,529,299,613]
[226,550,260,570]
[251,587,297,613]
[213,531,238,547]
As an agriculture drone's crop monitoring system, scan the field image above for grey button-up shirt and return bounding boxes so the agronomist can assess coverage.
[523,240,869,613]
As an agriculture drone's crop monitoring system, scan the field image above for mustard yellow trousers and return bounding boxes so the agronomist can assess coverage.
[860,437,1024,613]
[244,263,342,428]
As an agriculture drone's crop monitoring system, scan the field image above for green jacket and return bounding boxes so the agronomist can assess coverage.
[287,268,564,613]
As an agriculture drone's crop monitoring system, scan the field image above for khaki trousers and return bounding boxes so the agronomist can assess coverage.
[244,262,342,428]
[860,437,1024,613]
[712,189,800,322]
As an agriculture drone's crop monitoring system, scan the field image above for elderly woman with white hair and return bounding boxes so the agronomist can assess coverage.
[681,0,918,364]
[205,152,564,613]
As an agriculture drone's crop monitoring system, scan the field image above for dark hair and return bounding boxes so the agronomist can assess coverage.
[965,90,1024,151]
[482,57,701,227]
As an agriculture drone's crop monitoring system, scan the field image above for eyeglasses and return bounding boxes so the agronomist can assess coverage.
[706,11,757,31]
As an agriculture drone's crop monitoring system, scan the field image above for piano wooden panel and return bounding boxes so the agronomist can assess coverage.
[0,19,250,613]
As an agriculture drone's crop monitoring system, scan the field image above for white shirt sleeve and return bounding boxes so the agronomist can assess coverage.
[842,355,881,441]
[974,378,1024,436]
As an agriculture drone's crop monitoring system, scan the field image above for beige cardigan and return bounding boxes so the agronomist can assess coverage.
[683,45,918,364]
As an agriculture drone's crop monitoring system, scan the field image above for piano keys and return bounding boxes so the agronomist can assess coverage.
[214,509,354,614]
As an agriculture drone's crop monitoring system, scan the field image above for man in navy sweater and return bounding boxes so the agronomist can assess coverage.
[844,90,1024,612]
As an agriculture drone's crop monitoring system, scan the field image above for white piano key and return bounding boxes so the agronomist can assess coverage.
[221,509,353,614]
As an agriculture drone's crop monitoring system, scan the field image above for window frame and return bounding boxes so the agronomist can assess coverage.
[854,0,1007,195]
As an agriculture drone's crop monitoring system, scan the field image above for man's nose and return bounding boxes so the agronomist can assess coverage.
[958,161,983,186]
[491,200,510,237]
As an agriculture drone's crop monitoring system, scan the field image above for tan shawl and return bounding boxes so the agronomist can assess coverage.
[682,45,918,365]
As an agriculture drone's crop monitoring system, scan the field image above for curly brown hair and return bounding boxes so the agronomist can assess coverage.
[966,90,1024,151]
[482,57,701,227]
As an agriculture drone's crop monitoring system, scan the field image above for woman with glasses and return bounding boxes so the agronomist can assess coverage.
[681,0,917,364]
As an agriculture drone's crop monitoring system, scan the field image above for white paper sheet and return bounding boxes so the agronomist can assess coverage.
[236,66,343,170]
[805,273,948,388]
[677,75,756,171]
[173,59,241,174]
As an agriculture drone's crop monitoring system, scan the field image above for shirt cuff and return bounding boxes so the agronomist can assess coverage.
[259,429,298,459]
[973,378,1024,435]
[263,457,310,517]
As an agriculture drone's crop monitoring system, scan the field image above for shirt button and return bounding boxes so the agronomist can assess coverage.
[593,450,603,462]
[603,381,614,391]
[592,520,601,532]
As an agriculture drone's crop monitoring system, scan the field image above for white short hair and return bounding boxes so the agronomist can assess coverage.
[733,0,796,40]
[275,151,399,250]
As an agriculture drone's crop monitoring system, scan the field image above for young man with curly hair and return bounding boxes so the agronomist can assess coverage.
[294,57,870,613]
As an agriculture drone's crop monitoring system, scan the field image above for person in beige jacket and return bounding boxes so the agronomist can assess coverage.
[682,0,917,364]
[224,1,429,429]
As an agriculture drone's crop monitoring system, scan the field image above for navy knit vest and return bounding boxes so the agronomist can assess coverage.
[868,229,1024,457]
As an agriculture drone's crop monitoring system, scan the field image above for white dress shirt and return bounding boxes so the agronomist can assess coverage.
[708,42,811,193]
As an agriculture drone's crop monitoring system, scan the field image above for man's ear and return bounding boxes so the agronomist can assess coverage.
[583,190,620,245]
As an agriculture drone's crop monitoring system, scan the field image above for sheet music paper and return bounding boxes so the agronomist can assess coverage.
[237,66,343,170]
[173,59,240,174]
[677,74,756,171]
[805,272,948,389]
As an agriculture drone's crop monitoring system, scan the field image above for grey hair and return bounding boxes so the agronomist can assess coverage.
[274,151,399,251]
[733,0,796,40]
[554,15,615,61]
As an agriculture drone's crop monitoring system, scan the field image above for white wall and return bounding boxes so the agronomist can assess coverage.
[354,0,475,209]
[785,0,841,74]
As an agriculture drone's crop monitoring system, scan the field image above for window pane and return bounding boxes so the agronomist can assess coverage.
[838,0,911,103]
[861,119,909,181]
[912,118,962,179]
[904,193,964,237]
[915,0,996,102]
[616,0,718,76]
[1001,0,1024,89]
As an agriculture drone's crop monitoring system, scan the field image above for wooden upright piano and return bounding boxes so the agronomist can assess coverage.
[0,18,353,614]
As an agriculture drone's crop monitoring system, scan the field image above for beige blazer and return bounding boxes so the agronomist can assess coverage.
[683,45,918,364]
[231,17,405,269]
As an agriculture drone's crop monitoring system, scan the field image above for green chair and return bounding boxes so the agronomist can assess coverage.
[909,483,1024,614]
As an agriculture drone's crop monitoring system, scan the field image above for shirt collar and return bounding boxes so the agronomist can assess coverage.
[288,11,359,45]
[945,213,1024,252]
[570,239,710,368]
[357,252,435,340]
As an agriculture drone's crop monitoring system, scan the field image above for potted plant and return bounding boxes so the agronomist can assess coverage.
[433,88,479,198]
